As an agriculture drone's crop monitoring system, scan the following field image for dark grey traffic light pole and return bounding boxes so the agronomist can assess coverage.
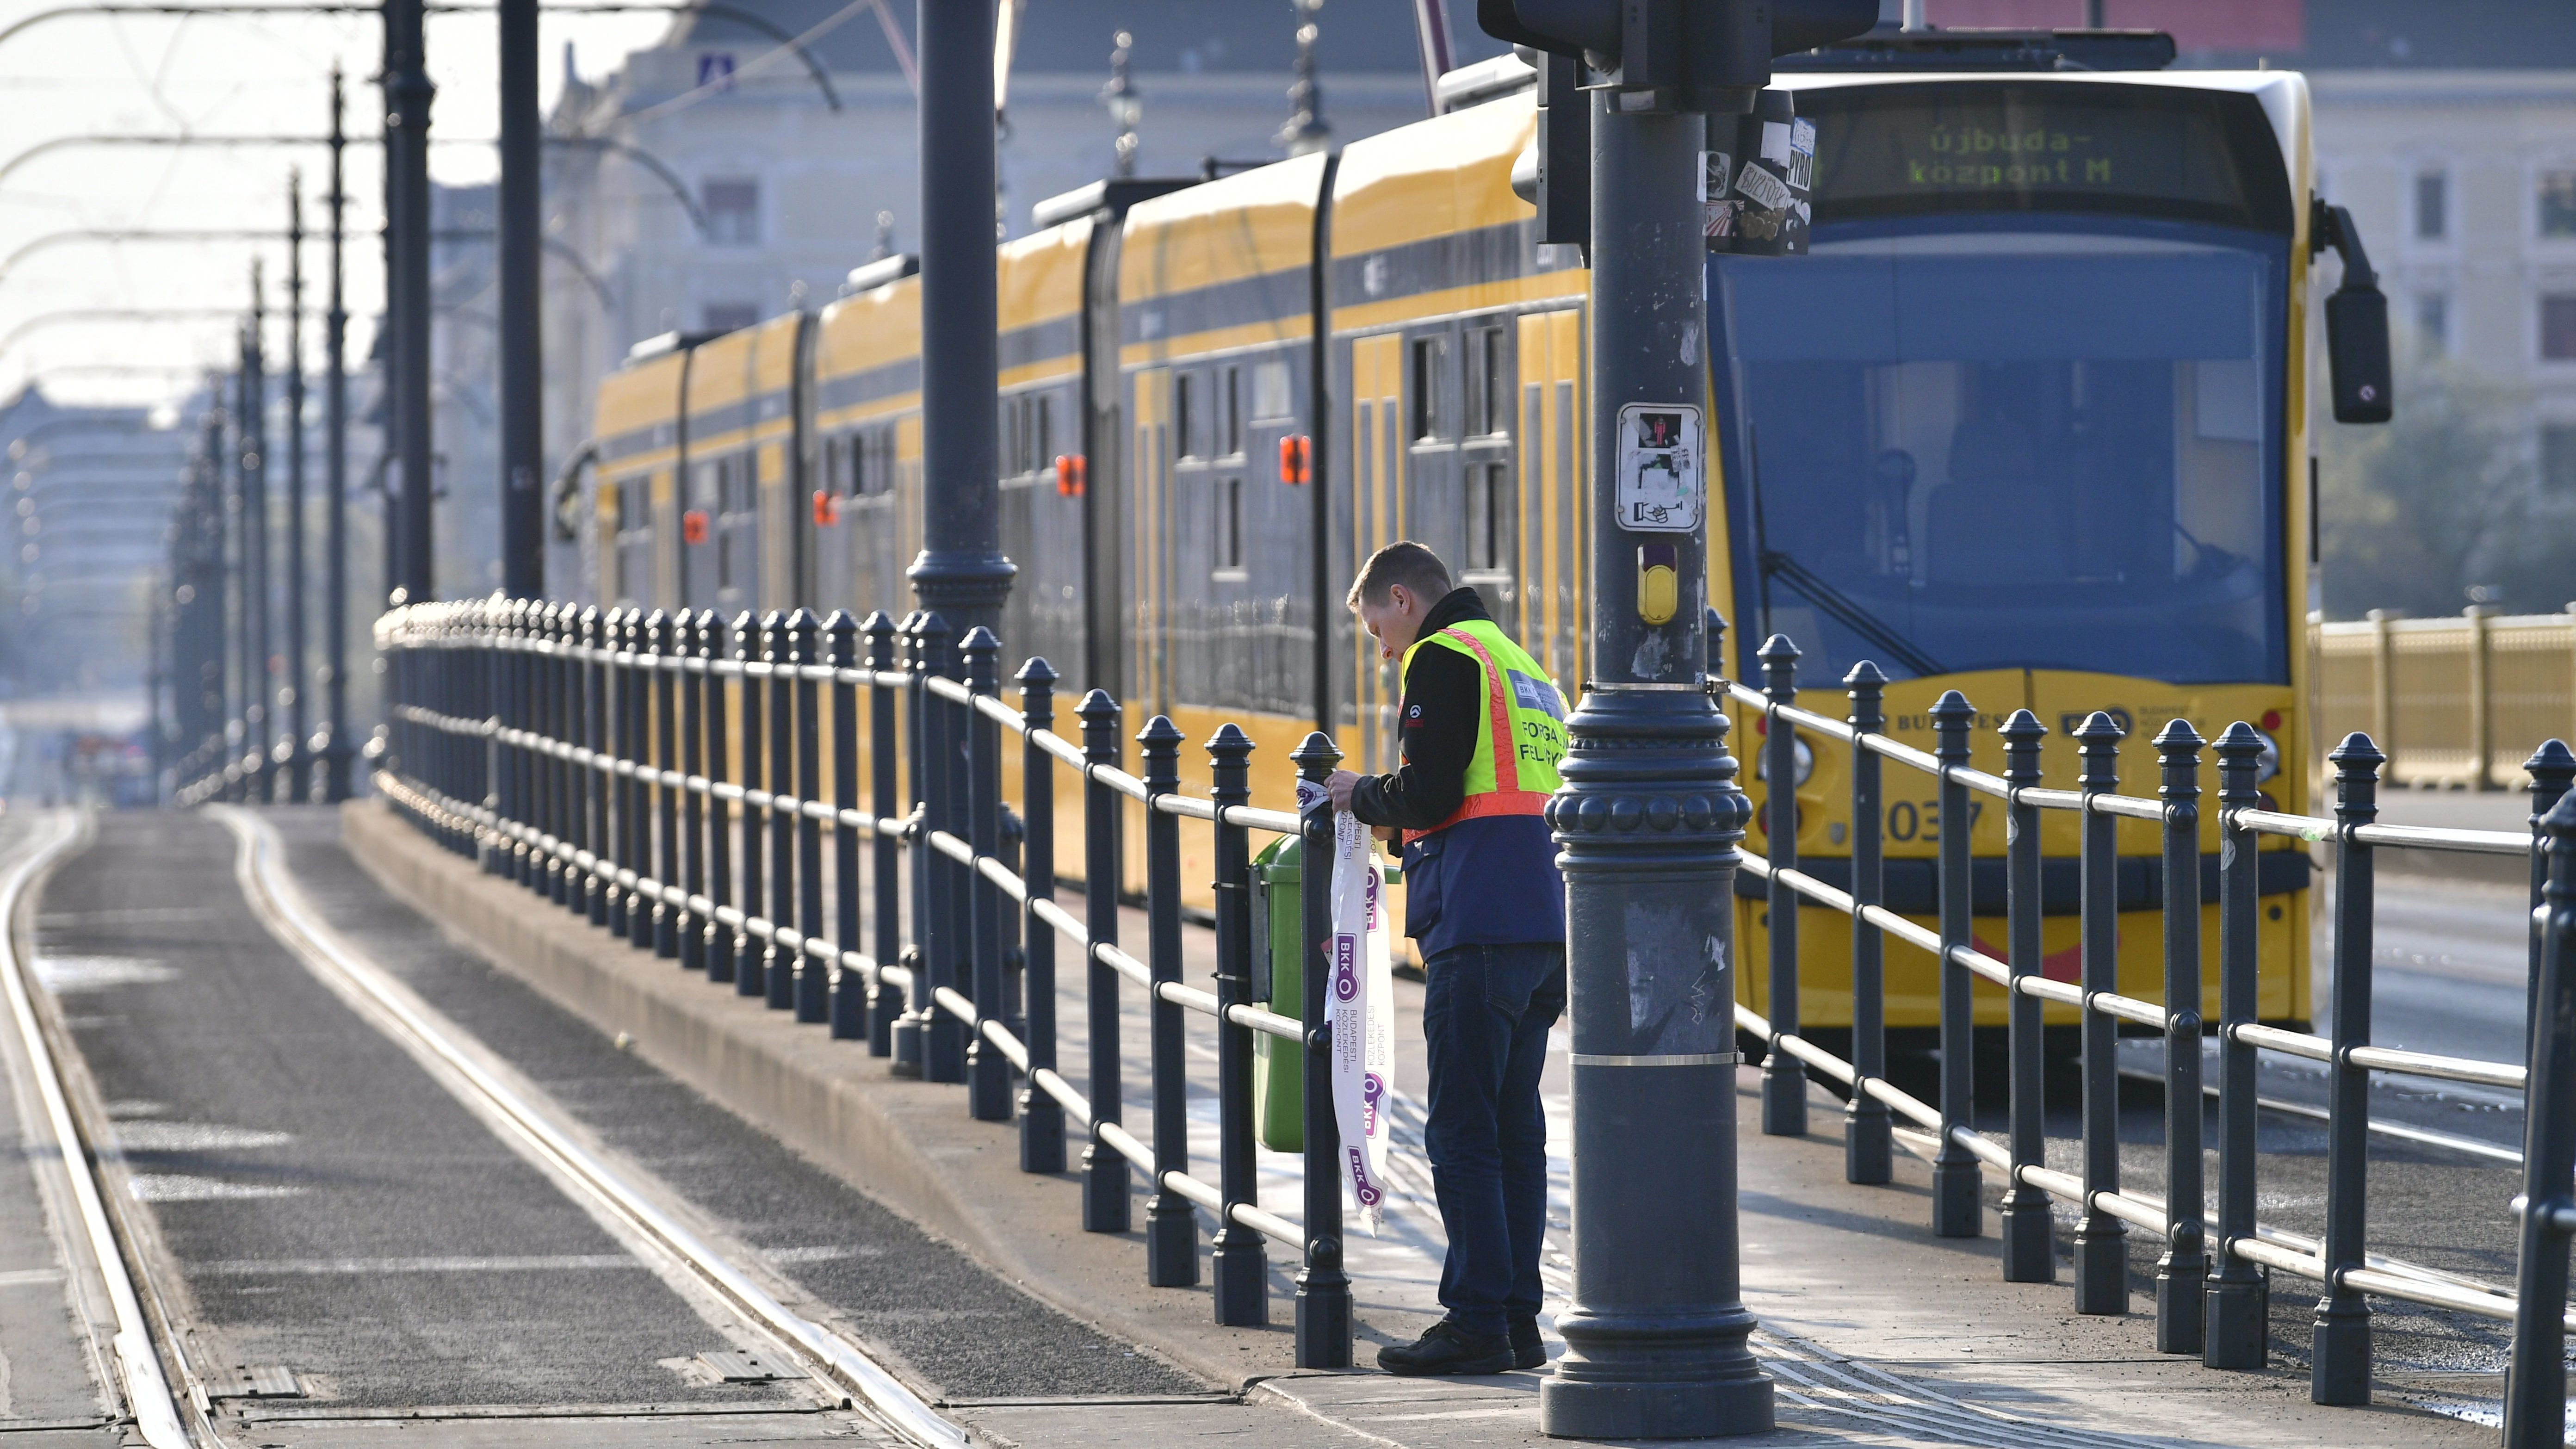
[497,0,543,597]
[1537,87,1770,1440]
[384,0,435,603]
[905,0,1013,636]
[320,68,353,799]
[283,176,310,798]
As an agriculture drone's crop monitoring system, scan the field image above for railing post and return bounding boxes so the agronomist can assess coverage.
[1017,657,1065,1168]
[2470,604,2496,790]
[2366,608,2396,775]
[1759,633,1804,1138]
[734,611,768,994]
[543,604,571,905]
[766,611,798,1008]
[1844,662,1891,1184]
[917,613,966,1082]
[865,613,905,1055]
[479,600,506,873]
[1930,690,1982,1237]
[1078,689,1128,1229]
[1999,708,2053,1282]
[1207,721,1265,1325]
[507,602,533,880]
[651,609,682,957]
[585,606,613,927]
[891,613,930,1076]
[2152,720,2208,1355]
[702,614,739,985]
[2074,710,2128,1314]
[793,610,828,1023]
[677,609,707,970]
[517,601,539,881]
[1138,714,1197,1287]
[1291,730,1351,1367]
[624,608,653,947]
[2506,790,2576,1449]
[2522,741,2576,1077]
[2206,721,2268,1368]
[964,627,1012,1119]
[828,611,866,1038]
[2313,731,2383,1405]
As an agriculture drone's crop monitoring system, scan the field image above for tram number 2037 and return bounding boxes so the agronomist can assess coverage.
[1886,800,1981,843]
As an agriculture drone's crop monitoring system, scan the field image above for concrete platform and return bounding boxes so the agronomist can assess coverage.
[340,800,2505,1447]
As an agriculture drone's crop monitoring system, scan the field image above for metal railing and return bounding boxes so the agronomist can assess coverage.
[1734,629,2576,1445]
[2315,605,2576,790]
[365,597,1359,1365]
[358,594,2576,1443]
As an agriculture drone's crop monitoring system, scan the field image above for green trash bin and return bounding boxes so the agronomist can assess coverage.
[1248,832,1395,1152]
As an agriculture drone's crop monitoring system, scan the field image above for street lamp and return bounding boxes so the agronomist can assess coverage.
[1100,31,1140,179]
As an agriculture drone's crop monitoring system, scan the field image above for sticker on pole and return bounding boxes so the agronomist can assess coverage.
[1613,403,1703,533]
[1326,809,1394,1236]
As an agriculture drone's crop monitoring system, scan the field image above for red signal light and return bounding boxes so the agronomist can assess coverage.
[1054,453,1086,497]
[2260,709,2282,731]
[1278,435,1312,486]
[812,490,837,527]
[681,509,709,545]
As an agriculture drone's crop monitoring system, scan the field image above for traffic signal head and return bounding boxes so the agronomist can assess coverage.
[1480,0,1878,112]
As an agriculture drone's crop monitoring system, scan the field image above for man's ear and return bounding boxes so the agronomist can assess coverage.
[1386,584,1410,615]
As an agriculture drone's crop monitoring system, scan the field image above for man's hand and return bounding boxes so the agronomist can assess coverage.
[1326,768,1361,814]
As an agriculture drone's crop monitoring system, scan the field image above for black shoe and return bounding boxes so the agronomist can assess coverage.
[1379,1321,1515,1377]
[1509,1317,1545,1370]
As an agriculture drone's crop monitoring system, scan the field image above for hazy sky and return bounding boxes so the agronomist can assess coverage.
[0,0,675,409]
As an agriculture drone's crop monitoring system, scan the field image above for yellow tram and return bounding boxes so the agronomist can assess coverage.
[582,30,2367,1033]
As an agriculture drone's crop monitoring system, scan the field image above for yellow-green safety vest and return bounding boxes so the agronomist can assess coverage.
[1400,619,1569,843]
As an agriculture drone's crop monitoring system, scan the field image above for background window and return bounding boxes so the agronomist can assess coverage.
[2545,295,2576,359]
[1215,477,1244,572]
[2415,292,2450,355]
[1464,325,1508,436]
[2415,171,2448,241]
[1174,373,1198,459]
[2543,172,2576,238]
[1411,336,1448,441]
[2545,425,2576,496]
[703,178,761,246]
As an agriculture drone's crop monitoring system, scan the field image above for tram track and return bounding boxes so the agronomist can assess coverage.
[205,804,967,1447]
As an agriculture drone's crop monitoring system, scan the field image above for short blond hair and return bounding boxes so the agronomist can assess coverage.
[1345,540,1451,610]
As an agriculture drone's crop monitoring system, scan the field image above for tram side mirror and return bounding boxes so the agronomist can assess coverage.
[2314,199,2393,425]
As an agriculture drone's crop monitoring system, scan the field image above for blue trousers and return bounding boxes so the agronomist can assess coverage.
[1419,941,1565,1338]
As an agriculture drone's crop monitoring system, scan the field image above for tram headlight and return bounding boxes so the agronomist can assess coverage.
[2254,727,2280,783]
[1755,736,1815,787]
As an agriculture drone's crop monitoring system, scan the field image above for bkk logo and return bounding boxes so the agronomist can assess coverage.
[1333,935,1358,1002]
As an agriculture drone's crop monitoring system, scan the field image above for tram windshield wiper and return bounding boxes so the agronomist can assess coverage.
[1759,549,1948,680]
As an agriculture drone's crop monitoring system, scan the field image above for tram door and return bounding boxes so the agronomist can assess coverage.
[1517,308,1585,691]
[1349,333,1405,777]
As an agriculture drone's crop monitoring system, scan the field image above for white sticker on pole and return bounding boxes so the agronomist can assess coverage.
[1613,403,1703,533]
[1326,809,1394,1235]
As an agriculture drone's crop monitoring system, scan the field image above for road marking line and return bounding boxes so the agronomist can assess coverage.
[198,1254,641,1275]
[0,811,193,1448]
[214,806,965,1449]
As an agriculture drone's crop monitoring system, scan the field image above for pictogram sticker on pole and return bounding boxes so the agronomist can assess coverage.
[1613,402,1702,533]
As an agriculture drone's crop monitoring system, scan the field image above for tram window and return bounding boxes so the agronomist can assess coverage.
[1465,463,1509,573]
[1412,337,1449,440]
[1465,325,1508,437]
[1216,477,1244,574]
[1251,359,1292,421]
[1175,373,1198,459]
[1035,394,1054,470]
[1220,366,1242,456]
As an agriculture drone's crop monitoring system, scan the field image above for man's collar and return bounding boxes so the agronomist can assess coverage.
[1418,586,1488,638]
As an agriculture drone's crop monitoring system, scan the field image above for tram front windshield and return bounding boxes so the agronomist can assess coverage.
[1719,229,2287,687]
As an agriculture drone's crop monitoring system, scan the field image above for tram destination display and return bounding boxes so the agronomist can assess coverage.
[1801,82,2291,232]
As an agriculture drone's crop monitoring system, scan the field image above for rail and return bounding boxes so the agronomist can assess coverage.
[1727,628,2576,1437]
[358,598,1359,1365]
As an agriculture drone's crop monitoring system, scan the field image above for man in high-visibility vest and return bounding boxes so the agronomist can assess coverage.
[1327,540,1568,1377]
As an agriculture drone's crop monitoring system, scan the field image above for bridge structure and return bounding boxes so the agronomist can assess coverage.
[86,586,2554,1447]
